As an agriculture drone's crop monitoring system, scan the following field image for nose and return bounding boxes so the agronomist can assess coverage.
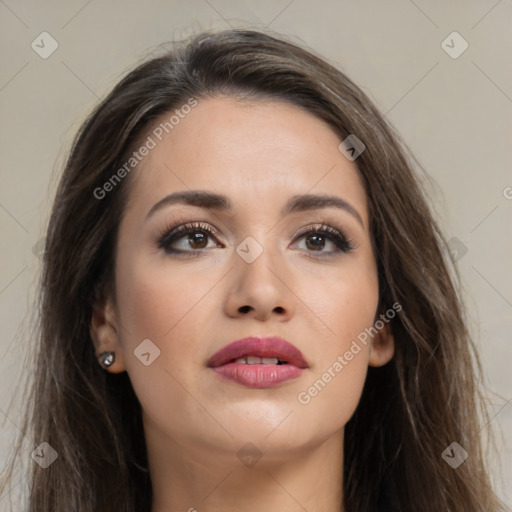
[224,240,296,322]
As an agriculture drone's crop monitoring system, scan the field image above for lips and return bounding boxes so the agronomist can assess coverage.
[207,336,308,389]
[207,336,309,369]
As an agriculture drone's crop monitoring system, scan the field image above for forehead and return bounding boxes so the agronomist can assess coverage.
[123,96,368,226]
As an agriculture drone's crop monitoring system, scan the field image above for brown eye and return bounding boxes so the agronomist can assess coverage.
[305,233,327,251]
[293,224,354,256]
[157,222,220,255]
[187,231,208,249]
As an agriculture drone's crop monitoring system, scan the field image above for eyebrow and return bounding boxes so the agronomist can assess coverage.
[145,190,364,227]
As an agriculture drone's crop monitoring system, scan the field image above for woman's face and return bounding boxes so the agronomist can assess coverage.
[92,95,394,465]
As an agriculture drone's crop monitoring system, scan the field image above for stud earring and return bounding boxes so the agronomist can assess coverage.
[98,351,115,369]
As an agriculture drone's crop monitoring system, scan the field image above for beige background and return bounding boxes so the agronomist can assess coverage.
[1,0,511,508]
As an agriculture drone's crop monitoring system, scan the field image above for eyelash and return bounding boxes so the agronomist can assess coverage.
[156,221,355,258]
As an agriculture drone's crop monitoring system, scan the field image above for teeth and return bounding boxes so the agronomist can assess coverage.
[234,356,280,365]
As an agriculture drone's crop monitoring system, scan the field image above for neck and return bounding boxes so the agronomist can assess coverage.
[146,417,345,512]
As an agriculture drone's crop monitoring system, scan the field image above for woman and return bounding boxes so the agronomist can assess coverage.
[1,28,506,511]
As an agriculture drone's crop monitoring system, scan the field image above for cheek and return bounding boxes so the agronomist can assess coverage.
[295,253,379,349]
[295,351,368,439]
[115,253,222,344]
[291,257,378,425]
[113,256,224,438]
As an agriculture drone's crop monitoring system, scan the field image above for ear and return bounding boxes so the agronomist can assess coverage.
[368,320,395,368]
[89,285,126,374]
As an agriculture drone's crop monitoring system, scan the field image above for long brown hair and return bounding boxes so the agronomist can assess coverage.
[1,28,506,512]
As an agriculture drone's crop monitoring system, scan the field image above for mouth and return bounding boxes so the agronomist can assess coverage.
[207,336,308,389]
[230,356,289,365]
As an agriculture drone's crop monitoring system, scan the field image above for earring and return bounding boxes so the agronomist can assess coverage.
[98,351,115,369]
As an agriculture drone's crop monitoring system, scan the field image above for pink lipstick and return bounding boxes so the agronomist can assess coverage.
[207,336,308,389]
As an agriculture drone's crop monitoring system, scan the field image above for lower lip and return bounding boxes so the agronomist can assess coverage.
[211,363,305,389]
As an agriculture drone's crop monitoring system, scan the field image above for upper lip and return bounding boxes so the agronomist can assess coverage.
[207,336,309,369]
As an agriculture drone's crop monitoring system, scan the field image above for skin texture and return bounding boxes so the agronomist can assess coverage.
[90,96,394,512]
